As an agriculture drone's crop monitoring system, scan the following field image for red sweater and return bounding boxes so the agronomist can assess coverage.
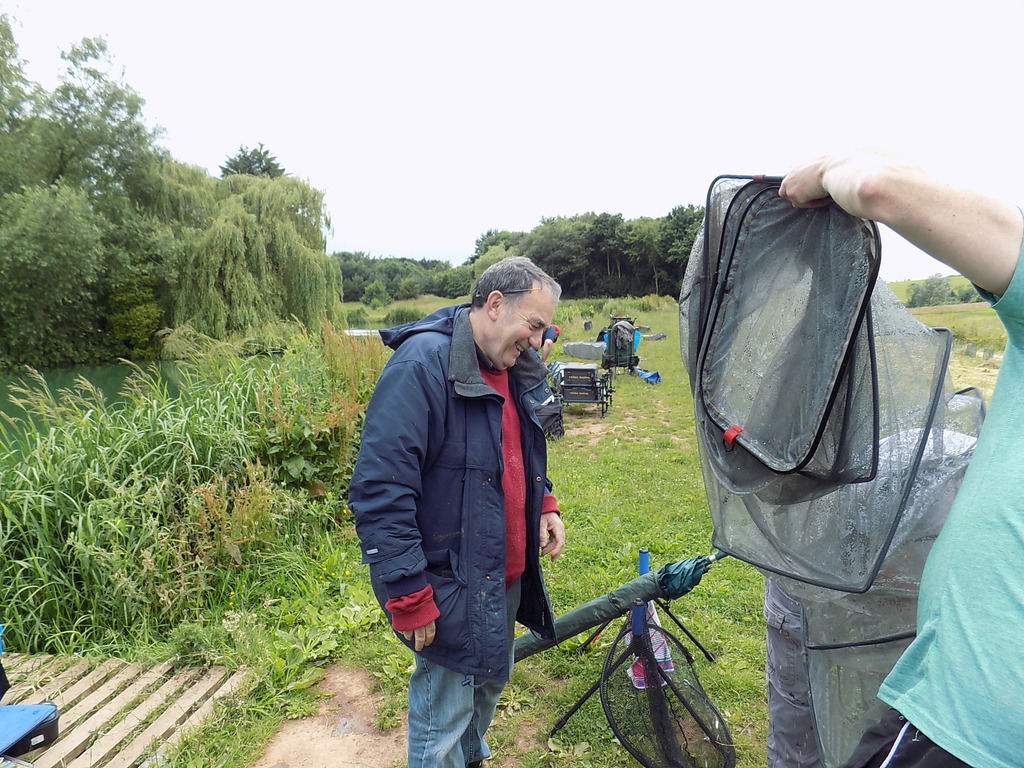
[480,366,528,585]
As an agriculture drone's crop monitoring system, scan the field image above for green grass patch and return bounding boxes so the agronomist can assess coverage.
[340,293,467,328]
[909,301,1006,351]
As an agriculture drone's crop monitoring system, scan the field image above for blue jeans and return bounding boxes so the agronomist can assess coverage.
[407,579,521,768]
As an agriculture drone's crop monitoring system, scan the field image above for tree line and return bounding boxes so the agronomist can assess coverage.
[5,15,973,372]
[906,273,979,308]
[338,206,704,308]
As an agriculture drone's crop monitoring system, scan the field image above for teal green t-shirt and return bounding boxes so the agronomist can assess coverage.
[879,246,1024,768]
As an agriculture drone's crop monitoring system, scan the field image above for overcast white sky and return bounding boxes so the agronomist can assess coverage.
[4,0,1023,283]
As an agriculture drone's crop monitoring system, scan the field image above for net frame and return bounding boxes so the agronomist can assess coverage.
[697,180,880,478]
[599,606,735,768]
[680,176,959,592]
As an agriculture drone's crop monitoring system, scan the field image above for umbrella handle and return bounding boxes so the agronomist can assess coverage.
[707,550,730,563]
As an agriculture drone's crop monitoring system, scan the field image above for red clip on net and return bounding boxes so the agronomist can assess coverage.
[723,424,743,446]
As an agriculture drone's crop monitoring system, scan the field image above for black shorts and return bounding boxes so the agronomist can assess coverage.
[841,708,970,768]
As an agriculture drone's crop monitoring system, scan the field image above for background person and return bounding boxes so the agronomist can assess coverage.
[780,148,1023,768]
[349,256,566,768]
[540,323,560,363]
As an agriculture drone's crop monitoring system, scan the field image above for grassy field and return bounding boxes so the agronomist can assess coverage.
[887,274,1006,398]
[4,289,1005,768]
[889,273,1005,354]
[908,301,1005,399]
[910,301,1005,350]
[945,343,1002,401]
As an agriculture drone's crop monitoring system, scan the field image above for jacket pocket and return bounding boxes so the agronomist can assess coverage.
[425,568,472,653]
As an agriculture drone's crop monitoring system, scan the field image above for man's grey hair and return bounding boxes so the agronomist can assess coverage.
[470,256,562,308]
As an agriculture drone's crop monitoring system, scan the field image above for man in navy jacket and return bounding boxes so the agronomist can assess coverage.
[350,256,566,768]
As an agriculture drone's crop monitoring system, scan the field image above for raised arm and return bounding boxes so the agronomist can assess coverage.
[779,149,1023,296]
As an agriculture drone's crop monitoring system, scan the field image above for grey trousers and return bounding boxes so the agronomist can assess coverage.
[765,579,822,768]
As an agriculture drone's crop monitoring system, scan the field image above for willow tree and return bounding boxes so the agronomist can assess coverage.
[173,173,341,336]
[140,158,218,229]
[0,183,104,367]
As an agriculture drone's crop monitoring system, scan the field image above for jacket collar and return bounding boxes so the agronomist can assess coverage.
[449,307,549,398]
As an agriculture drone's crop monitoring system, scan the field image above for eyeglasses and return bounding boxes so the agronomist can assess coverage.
[474,285,541,301]
[500,286,541,296]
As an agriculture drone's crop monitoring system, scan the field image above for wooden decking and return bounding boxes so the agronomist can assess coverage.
[2,653,249,767]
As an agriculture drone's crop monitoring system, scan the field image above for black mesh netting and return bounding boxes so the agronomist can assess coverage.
[679,175,987,767]
[774,386,984,646]
[697,184,879,482]
[679,176,972,592]
[784,387,984,767]
[600,610,735,768]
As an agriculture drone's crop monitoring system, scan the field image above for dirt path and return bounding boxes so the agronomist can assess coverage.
[248,665,406,768]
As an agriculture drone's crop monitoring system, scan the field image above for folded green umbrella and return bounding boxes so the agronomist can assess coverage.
[658,554,712,599]
[514,553,723,662]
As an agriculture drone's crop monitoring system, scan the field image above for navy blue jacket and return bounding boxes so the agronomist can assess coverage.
[349,304,558,679]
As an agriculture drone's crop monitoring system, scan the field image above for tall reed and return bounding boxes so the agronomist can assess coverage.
[0,322,387,655]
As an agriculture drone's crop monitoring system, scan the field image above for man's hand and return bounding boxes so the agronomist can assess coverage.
[779,147,1021,295]
[401,620,436,652]
[540,511,565,560]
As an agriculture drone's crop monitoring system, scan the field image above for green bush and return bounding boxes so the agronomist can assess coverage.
[381,307,422,326]
[576,300,607,318]
[108,301,162,357]
[361,280,391,308]
[346,307,370,327]
[394,277,421,301]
